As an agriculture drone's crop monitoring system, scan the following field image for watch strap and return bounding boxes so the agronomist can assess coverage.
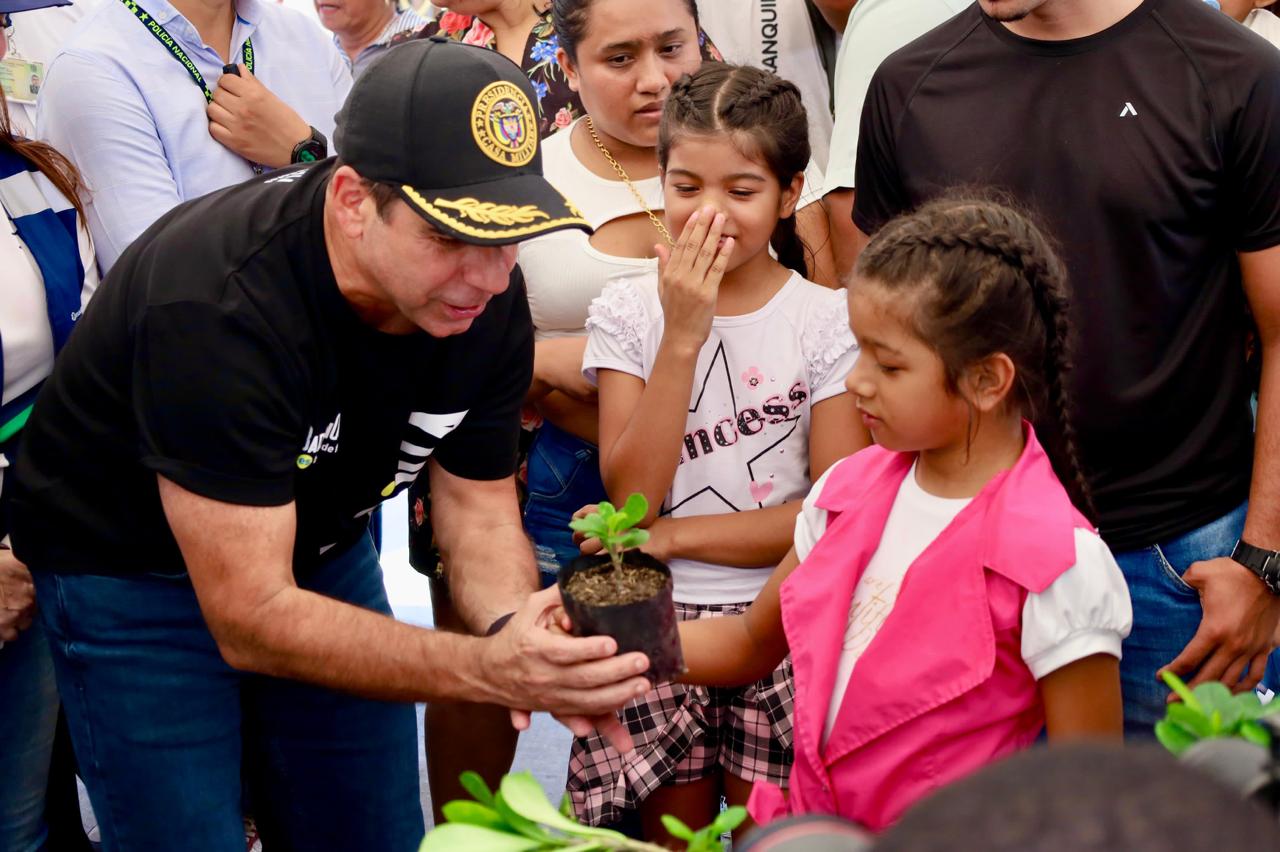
[1230,539,1280,595]
[291,126,328,164]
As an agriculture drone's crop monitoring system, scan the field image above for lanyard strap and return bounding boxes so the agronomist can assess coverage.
[117,0,253,103]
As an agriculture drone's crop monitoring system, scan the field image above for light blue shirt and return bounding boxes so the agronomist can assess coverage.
[38,0,352,273]
[336,5,430,79]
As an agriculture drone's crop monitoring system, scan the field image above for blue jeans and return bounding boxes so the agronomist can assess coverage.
[32,537,423,852]
[1113,502,1248,738]
[0,617,59,852]
[523,421,608,582]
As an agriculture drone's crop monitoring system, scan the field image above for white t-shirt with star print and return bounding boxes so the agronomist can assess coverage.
[583,270,858,603]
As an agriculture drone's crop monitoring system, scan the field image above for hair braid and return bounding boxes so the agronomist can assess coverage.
[856,192,1096,520]
[658,63,814,279]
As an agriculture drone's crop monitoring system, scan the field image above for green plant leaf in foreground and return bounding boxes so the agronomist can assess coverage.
[620,493,648,527]
[419,823,546,852]
[441,800,507,832]
[499,772,629,841]
[1155,718,1198,756]
[659,815,695,841]
[709,806,748,836]
[1160,670,1202,712]
[460,770,496,808]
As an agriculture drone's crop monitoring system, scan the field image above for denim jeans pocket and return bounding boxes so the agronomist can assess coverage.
[1152,544,1199,598]
[525,429,595,502]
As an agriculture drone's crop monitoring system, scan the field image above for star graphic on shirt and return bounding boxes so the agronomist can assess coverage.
[663,341,802,515]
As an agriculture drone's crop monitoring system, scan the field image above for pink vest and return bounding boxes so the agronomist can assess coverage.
[749,427,1091,832]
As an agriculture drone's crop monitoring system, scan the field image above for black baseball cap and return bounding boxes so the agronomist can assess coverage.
[334,38,590,245]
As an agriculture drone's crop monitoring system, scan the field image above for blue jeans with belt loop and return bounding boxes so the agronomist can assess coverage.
[31,535,423,852]
[1112,502,1249,738]
[523,421,609,585]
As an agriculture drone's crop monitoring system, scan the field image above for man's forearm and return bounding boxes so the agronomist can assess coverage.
[440,518,539,635]
[1244,340,1280,549]
[228,586,500,705]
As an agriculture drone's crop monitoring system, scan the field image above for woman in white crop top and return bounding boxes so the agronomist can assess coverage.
[515,0,708,579]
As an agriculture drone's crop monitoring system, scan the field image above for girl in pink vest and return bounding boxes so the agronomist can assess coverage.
[678,195,1133,832]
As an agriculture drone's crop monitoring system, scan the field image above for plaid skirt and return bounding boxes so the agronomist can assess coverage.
[566,600,795,827]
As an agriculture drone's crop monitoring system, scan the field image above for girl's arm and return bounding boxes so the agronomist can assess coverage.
[636,394,869,568]
[1041,653,1124,740]
[680,547,800,686]
[597,210,733,524]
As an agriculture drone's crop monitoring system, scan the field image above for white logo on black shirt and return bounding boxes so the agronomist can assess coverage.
[1119,102,1138,117]
[264,168,308,184]
[297,414,341,469]
[379,409,469,496]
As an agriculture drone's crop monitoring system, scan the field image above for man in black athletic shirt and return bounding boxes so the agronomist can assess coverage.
[9,40,652,850]
[851,0,1280,733]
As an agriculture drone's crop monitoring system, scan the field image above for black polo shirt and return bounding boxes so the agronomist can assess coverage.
[853,0,1280,551]
[11,160,532,576]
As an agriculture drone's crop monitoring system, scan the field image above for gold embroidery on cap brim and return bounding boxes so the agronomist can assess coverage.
[433,197,550,226]
[401,186,588,240]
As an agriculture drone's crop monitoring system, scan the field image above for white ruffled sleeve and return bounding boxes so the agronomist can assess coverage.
[804,290,859,404]
[793,462,841,562]
[582,273,652,385]
[1021,529,1134,680]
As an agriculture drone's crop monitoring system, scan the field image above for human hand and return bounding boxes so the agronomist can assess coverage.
[504,596,639,751]
[654,207,734,355]
[1161,556,1280,693]
[0,549,37,643]
[207,65,312,169]
[532,337,596,403]
[483,585,650,717]
[576,511,676,563]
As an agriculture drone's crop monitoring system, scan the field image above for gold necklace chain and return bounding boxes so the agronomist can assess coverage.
[585,116,674,248]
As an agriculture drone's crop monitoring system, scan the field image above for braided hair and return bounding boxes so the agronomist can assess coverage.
[658,63,812,277]
[855,193,1094,518]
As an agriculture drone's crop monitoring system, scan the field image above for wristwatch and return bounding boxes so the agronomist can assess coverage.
[290,126,328,164]
[1229,539,1280,595]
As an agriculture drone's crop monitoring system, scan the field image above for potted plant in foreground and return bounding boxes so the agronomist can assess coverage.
[419,771,745,851]
[560,493,685,682]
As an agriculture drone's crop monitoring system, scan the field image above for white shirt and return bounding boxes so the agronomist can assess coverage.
[823,0,970,194]
[584,270,858,604]
[38,0,352,273]
[0,176,99,498]
[518,120,662,340]
[1244,8,1280,49]
[697,0,833,169]
[793,462,1133,744]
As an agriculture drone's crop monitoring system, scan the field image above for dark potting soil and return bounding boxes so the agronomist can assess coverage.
[563,563,667,606]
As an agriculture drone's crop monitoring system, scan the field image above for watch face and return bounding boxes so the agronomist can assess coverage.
[298,147,319,163]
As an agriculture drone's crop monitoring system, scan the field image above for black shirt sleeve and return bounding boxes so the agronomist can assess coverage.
[133,299,305,505]
[852,65,909,236]
[1227,49,1280,253]
[432,269,534,481]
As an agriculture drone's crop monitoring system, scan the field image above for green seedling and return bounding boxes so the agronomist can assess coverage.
[1154,670,1280,755]
[568,493,651,571]
[421,771,746,852]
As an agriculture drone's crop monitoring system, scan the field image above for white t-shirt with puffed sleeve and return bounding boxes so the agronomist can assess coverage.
[793,462,1134,744]
[584,270,858,604]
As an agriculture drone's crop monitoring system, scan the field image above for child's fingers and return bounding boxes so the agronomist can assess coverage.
[705,236,734,287]
[689,213,727,283]
[675,207,713,274]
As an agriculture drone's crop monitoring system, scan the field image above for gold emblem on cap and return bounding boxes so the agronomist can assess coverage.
[471,81,537,168]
